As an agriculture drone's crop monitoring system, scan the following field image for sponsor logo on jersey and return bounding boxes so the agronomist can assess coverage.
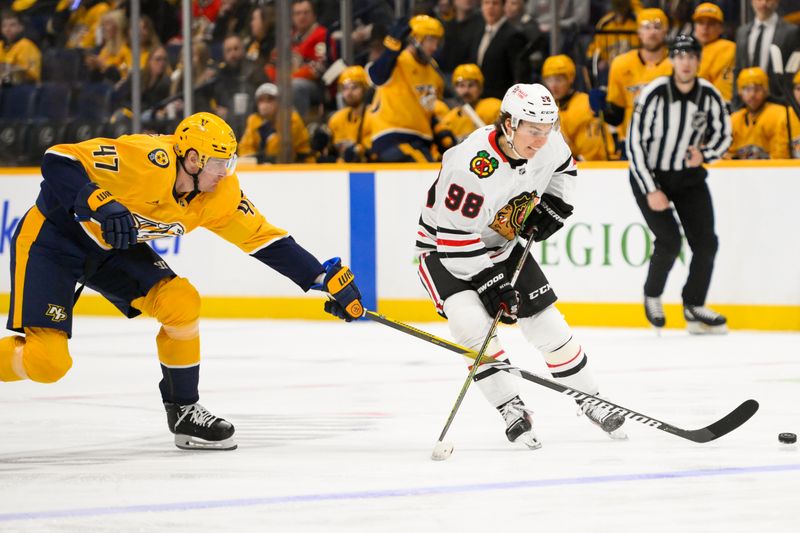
[45,304,68,323]
[469,150,499,178]
[148,148,170,168]
[132,214,186,241]
[489,190,538,240]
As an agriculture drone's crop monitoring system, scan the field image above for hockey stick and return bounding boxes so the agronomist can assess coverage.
[429,233,537,460]
[769,44,800,158]
[363,311,759,443]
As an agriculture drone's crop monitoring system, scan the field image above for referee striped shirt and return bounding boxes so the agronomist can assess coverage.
[626,76,732,194]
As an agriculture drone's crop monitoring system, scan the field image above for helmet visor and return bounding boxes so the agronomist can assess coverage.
[205,154,238,176]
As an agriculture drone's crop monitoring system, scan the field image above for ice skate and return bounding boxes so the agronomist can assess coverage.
[684,305,727,335]
[164,402,237,450]
[498,396,541,449]
[644,296,665,332]
[578,397,628,440]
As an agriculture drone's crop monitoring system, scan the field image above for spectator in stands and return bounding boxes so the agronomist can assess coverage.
[591,8,672,148]
[504,0,546,80]
[791,71,800,158]
[326,66,373,162]
[692,3,735,105]
[438,0,480,75]
[463,0,527,99]
[136,14,162,70]
[169,40,218,115]
[213,34,268,122]
[65,0,110,50]
[542,55,615,161]
[728,67,789,159]
[265,0,330,120]
[192,0,222,41]
[114,45,172,120]
[367,15,445,162]
[211,0,252,43]
[318,0,395,66]
[245,4,274,67]
[735,0,800,104]
[435,63,501,146]
[85,9,132,83]
[0,10,41,85]
[526,0,590,54]
[585,0,639,69]
[238,82,313,163]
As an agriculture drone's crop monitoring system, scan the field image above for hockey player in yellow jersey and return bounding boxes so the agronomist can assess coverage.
[238,83,314,163]
[591,8,672,144]
[728,68,789,159]
[0,112,364,451]
[435,64,501,148]
[327,65,373,162]
[692,3,735,104]
[367,15,445,162]
[542,55,616,161]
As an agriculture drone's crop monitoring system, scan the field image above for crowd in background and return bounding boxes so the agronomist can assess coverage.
[0,0,799,165]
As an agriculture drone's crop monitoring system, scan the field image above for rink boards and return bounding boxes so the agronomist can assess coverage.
[0,161,798,330]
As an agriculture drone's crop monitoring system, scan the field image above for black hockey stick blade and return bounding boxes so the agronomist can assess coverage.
[364,310,760,443]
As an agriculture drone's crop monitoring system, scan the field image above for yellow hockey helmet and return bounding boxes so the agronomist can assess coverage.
[338,65,369,87]
[737,67,768,91]
[452,64,484,86]
[174,112,238,174]
[542,55,576,83]
[793,70,800,86]
[409,15,444,41]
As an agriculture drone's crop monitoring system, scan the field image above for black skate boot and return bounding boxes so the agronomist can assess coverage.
[497,396,541,449]
[164,402,237,450]
[644,296,665,329]
[578,396,628,440]
[684,305,727,335]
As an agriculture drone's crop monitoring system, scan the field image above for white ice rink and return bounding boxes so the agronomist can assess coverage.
[0,316,798,532]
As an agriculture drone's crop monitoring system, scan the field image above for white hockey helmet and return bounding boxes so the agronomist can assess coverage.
[500,83,559,129]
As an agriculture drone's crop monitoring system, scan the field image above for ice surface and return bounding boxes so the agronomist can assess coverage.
[0,316,798,532]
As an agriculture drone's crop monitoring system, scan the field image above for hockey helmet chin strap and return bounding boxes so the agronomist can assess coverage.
[178,154,202,195]
[501,120,527,160]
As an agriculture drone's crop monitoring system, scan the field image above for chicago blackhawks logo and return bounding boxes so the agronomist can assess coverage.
[469,150,499,178]
[148,148,170,168]
[489,191,539,240]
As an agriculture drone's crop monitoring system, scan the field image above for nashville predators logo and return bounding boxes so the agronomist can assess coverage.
[148,148,170,168]
[132,214,186,241]
[45,304,68,323]
[470,150,499,178]
[489,191,539,240]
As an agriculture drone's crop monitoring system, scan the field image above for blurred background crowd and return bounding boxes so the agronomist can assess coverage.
[0,0,799,165]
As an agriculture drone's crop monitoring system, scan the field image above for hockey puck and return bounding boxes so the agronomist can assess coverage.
[778,432,797,444]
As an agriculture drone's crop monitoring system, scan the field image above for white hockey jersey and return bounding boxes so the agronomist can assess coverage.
[416,126,577,280]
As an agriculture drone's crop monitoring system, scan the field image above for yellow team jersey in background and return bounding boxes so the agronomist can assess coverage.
[558,91,616,161]
[698,38,735,103]
[328,106,373,153]
[368,50,444,142]
[607,49,672,140]
[46,134,287,252]
[66,2,110,49]
[98,44,132,80]
[789,107,800,159]
[238,111,313,163]
[586,13,640,63]
[728,103,790,159]
[436,98,501,142]
[0,37,41,83]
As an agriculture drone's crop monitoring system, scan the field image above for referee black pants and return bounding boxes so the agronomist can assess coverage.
[630,169,718,306]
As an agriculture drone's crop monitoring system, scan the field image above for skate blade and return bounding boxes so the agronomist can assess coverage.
[514,431,542,450]
[686,322,728,335]
[174,434,238,451]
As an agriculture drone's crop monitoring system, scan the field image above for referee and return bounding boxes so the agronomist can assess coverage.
[626,34,732,334]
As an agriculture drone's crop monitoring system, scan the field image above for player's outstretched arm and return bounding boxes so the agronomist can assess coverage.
[312,257,364,322]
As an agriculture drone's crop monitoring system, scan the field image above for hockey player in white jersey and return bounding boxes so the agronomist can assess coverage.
[415,83,626,448]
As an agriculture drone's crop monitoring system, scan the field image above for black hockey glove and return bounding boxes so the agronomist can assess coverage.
[471,266,520,324]
[521,193,574,242]
[74,182,138,250]
[315,257,364,322]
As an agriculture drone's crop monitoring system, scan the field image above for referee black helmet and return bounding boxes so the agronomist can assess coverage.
[669,34,702,57]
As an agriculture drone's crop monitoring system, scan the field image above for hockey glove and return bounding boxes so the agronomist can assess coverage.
[74,182,138,250]
[521,193,574,242]
[316,257,364,322]
[588,88,607,114]
[384,18,411,50]
[471,266,520,324]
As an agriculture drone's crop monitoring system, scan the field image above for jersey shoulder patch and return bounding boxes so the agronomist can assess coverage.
[147,148,170,168]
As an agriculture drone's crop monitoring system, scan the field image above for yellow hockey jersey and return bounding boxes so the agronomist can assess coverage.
[368,49,444,142]
[435,98,502,142]
[45,134,287,253]
[607,49,672,140]
[66,2,110,49]
[698,38,735,103]
[790,106,800,159]
[0,37,41,83]
[327,105,373,155]
[728,103,790,160]
[586,12,640,63]
[238,110,313,163]
[558,91,616,161]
